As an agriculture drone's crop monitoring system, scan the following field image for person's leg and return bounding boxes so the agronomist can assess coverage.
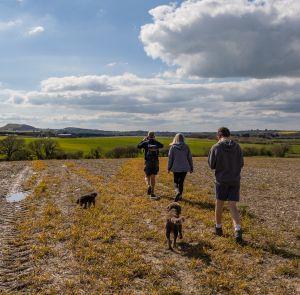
[215,199,225,226]
[173,172,180,193]
[228,201,241,230]
[145,175,152,195]
[150,174,156,193]
[145,175,150,185]
[228,201,243,243]
[178,172,187,195]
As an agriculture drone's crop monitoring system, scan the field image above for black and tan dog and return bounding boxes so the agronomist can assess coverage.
[76,192,97,209]
[166,202,184,249]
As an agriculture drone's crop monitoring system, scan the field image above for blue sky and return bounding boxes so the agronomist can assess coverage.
[0,0,299,131]
[0,0,178,90]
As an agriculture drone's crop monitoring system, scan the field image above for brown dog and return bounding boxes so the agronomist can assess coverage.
[76,192,97,209]
[166,202,184,249]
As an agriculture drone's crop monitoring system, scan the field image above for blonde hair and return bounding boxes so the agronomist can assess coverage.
[170,133,185,145]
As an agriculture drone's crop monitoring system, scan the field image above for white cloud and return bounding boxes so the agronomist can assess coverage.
[27,26,45,36]
[1,73,298,130]
[0,20,22,31]
[140,0,300,78]
[106,62,117,67]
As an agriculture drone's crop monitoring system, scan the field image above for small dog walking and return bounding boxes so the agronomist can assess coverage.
[166,202,184,250]
[76,192,98,209]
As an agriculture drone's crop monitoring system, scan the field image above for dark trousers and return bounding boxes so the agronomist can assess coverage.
[173,172,187,194]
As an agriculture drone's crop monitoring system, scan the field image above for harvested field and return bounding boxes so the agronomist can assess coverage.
[0,158,299,294]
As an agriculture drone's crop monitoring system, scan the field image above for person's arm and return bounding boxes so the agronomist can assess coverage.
[168,146,174,172]
[187,145,193,172]
[137,138,147,149]
[208,145,217,169]
[239,145,244,169]
[154,140,164,149]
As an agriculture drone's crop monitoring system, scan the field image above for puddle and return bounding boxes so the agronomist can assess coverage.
[6,192,28,203]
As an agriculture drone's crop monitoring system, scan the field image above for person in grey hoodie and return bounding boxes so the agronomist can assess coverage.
[168,133,193,201]
[208,127,244,243]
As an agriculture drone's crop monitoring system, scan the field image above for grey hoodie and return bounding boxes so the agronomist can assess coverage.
[168,143,193,173]
[208,139,244,184]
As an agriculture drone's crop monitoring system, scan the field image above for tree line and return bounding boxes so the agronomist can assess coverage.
[0,136,291,161]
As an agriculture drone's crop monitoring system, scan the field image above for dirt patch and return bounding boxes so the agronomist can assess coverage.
[0,162,34,291]
[0,158,299,294]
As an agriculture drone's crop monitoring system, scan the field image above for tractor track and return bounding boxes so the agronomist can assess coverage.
[0,164,33,292]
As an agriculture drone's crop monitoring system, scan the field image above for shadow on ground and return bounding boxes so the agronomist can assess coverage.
[178,241,212,264]
[162,195,215,211]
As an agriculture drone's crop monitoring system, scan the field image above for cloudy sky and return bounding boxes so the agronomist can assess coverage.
[0,0,299,131]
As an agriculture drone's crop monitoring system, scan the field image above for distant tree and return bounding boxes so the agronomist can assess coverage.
[29,139,45,159]
[271,144,290,157]
[0,136,25,160]
[87,146,103,159]
[11,148,32,161]
[29,138,59,159]
[43,138,59,159]
[105,146,139,158]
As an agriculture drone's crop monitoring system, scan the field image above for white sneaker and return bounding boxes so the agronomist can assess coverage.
[150,193,160,200]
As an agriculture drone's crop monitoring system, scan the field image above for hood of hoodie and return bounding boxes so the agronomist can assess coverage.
[218,139,238,153]
[172,142,186,150]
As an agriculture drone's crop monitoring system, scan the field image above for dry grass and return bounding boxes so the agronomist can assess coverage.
[0,158,299,294]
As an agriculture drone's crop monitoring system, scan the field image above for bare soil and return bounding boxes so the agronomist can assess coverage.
[0,158,299,294]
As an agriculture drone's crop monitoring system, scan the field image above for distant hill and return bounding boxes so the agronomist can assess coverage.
[0,123,299,139]
[60,127,110,135]
[0,124,38,132]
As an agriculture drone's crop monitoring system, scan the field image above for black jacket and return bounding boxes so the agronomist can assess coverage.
[208,139,244,184]
[137,138,164,161]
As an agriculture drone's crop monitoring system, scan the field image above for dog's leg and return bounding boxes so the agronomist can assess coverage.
[173,227,179,248]
[166,222,172,249]
[178,224,183,239]
[92,199,95,207]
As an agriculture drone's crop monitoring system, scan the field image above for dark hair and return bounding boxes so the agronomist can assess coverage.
[218,127,230,137]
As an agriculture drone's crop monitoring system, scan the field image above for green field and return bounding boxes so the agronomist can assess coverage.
[24,136,216,155]
[1,135,299,157]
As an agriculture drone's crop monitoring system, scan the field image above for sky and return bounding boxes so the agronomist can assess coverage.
[0,0,299,131]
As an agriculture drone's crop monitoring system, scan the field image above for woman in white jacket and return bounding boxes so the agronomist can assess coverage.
[168,133,193,201]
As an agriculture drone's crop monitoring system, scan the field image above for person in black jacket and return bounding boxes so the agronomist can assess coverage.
[138,131,163,200]
[208,127,244,243]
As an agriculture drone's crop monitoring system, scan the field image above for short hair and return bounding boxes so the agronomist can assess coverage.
[218,127,230,137]
[148,131,155,138]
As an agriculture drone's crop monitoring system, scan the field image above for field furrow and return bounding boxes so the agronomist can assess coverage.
[0,158,299,294]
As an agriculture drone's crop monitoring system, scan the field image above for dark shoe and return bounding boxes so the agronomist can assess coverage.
[147,186,152,195]
[214,226,223,236]
[235,229,243,244]
[174,193,182,202]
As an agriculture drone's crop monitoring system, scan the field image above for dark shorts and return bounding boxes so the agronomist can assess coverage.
[215,182,240,201]
[144,160,159,176]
